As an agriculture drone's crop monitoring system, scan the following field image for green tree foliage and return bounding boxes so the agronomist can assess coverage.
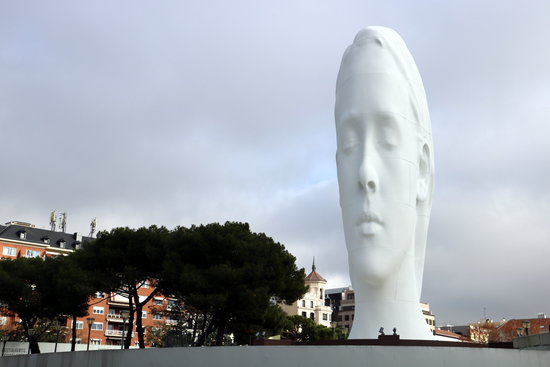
[162,222,307,346]
[283,315,338,342]
[0,257,87,353]
[72,226,168,348]
[145,322,171,347]
[45,256,94,351]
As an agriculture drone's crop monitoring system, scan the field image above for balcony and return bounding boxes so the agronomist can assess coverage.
[105,329,135,338]
[106,313,124,323]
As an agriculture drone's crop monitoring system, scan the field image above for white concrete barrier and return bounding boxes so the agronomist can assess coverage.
[1,345,550,367]
[0,341,134,356]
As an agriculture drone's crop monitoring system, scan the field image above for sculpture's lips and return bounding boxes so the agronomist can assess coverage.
[357,211,382,225]
[357,211,382,236]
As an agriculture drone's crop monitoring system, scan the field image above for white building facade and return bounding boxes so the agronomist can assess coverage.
[280,261,333,327]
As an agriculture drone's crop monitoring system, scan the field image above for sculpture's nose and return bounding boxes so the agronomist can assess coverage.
[359,154,378,194]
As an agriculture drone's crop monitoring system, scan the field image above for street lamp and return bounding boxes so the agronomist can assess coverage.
[86,317,95,351]
[330,321,337,340]
[121,310,130,350]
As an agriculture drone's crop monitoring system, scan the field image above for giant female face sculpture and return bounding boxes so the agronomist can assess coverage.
[335,27,435,339]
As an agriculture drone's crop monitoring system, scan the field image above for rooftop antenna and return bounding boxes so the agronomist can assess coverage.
[59,212,67,233]
[89,218,97,237]
[50,210,57,231]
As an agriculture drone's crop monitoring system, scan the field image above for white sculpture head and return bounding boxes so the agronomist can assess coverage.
[335,27,434,338]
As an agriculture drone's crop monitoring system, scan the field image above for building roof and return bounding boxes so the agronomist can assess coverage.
[0,222,93,250]
[496,318,550,338]
[305,271,327,282]
[434,328,466,341]
[305,258,327,282]
[325,287,352,295]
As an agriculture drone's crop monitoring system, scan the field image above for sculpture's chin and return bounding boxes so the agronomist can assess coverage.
[349,246,405,287]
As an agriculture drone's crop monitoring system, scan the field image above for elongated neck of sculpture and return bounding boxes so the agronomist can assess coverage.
[349,251,433,340]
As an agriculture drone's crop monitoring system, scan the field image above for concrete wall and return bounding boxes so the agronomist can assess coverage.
[1,345,550,367]
[514,333,550,350]
[1,341,134,356]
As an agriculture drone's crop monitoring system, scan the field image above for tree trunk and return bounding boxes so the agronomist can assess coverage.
[124,291,134,349]
[132,289,145,348]
[133,287,160,348]
[28,335,40,354]
[71,315,77,351]
[196,312,209,346]
[191,312,198,346]
[215,320,226,346]
[22,319,40,354]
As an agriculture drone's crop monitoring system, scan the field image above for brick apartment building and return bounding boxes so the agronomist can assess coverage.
[0,220,172,347]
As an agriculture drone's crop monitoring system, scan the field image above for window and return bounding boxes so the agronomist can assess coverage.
[93,307,104,315]
[322,314,328,321]
[25,249,41,258]
[153,313,162,320]
[91,339,102,345]
[142,311,147,319]
[301,300,305,307]
[75,321,84,329]
[310,313,314,320]
[310,301,314,308]
[42,237,50,244]
[0,316,7,325]
[344,315,349,321]
[153,299,163,305]
[18,231,26,239]
[320,289,323,299]
[140,281,149,288]
[2,247,16,257]
[301,312,307,318]
[95,292,105,299]
[91,322,103,331]
[338,316,342,322]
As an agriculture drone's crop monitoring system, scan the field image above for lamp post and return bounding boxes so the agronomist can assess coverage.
[330,321,337,340]
[121,310,130,350]
[86,317,95,351]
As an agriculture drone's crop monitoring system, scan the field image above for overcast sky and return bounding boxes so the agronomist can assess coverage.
[2,1,550,326]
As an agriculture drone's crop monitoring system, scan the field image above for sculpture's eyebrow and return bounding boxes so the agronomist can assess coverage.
[337,112,359,127]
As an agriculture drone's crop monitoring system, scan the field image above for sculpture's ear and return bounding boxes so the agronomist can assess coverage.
[417,142,431,202]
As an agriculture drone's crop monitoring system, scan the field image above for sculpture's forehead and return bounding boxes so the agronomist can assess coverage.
[338,39,400,83]
[335,73,414,123]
